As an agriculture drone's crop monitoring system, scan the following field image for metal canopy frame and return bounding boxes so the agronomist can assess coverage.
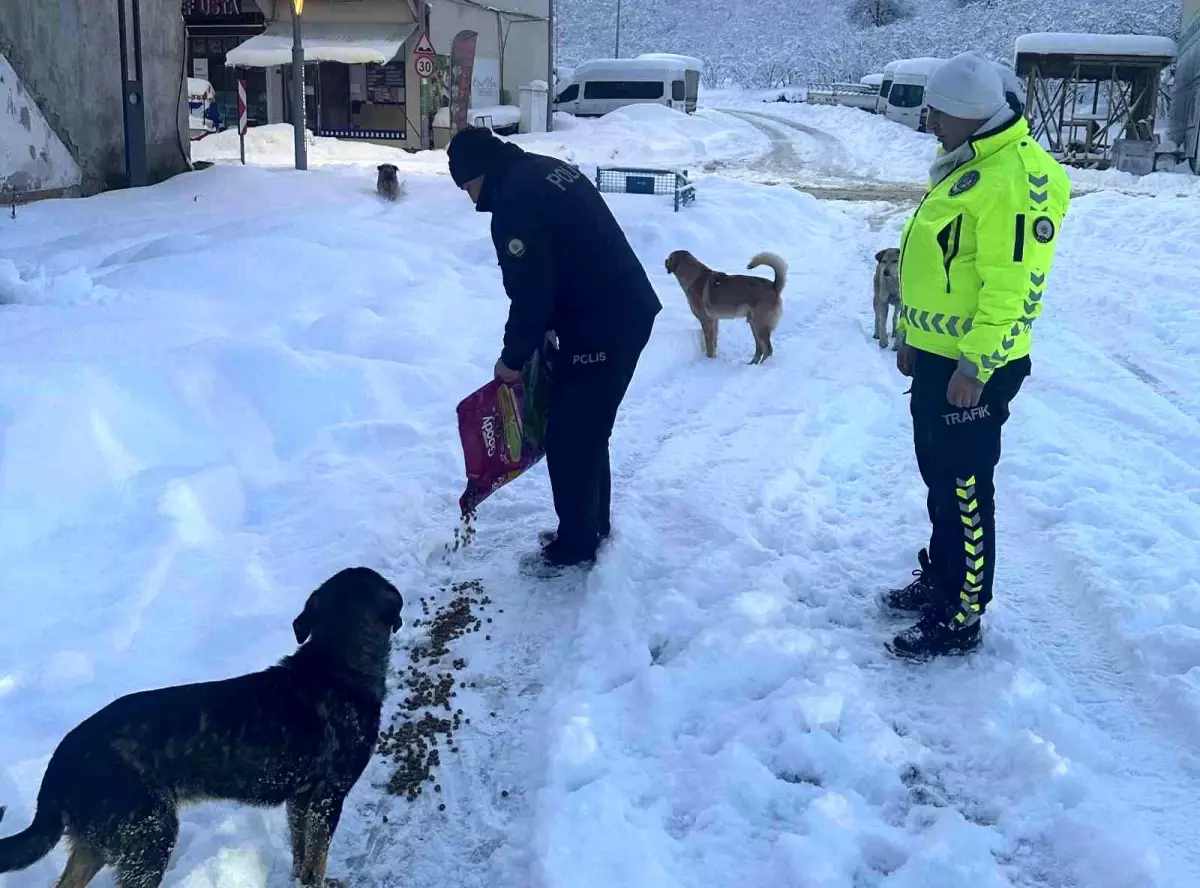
[1016,52,1172,168]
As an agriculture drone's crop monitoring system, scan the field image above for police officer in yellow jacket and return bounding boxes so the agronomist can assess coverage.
[882,52,1070,659]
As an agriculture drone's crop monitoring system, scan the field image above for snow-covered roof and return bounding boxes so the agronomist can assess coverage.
[860,73,884,86]
[1014,32,1177,60]
[892,57,946,77]
[225,21,415,67]
[187,77,214,98]
[637,53,704,70]
[572,57,697,79]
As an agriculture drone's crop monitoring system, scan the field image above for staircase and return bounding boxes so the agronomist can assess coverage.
[1,51,83,201]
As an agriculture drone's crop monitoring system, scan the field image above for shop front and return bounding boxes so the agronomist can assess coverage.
[226,21,416,143]
[183,0,268,128]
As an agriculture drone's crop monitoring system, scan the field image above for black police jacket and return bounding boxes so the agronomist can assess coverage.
[477,145,662,371]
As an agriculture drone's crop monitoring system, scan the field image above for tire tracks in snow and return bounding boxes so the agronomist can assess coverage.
[714,109,926,203]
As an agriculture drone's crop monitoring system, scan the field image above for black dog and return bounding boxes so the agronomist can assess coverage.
[0,567,402,888]
[376,163,402,201]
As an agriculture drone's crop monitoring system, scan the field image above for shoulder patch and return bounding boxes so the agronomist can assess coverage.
[1032,216,1056,244]
[949,170,980,197]
[506,237,526,258]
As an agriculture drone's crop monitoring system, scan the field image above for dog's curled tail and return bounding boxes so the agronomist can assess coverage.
[0,802,65,873]
[747,252,788,295]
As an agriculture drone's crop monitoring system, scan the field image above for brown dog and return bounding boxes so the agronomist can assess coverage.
[376,163,402,201]
[665,250,787,364]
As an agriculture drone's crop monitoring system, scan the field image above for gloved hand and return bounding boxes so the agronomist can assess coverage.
[896,342,915,378]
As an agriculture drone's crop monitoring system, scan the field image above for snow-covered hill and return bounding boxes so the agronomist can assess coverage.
[556,0,1181,87]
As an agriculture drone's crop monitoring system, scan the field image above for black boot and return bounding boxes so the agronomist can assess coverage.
[519,540,596,579]
[878,549,937,617]
[539,528,610,549]
[887,611,981,660]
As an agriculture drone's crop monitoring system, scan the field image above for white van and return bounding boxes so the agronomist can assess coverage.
[885,57,946,131]
[860,74,884,113]
[553,56,702,118]
[876,61,901,114]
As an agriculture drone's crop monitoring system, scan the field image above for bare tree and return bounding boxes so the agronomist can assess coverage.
[846,0,911,28]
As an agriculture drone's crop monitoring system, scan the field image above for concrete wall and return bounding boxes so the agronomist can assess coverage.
[0,0,190,196]
[429,0,549,106]
[1174,0,1200,163]
[1,52,82,197]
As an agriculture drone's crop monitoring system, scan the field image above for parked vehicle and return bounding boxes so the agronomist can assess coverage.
[885,58,946,131]
[807,82,879,112]
[876,61,902,114]
[553,56,702,118]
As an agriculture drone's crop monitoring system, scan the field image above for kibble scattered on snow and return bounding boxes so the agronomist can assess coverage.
[377,579,495,809]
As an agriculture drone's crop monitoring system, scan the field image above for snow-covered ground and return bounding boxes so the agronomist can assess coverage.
[705,91,1200,198]
[2,101,1200,888]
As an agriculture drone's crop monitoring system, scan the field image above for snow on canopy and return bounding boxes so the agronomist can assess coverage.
[1014,32,1177,60]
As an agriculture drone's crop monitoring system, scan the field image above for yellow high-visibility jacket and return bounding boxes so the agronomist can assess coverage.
[898,116,1070,383]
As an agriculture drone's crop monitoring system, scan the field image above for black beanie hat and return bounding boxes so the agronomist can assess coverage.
[447,126,506,187]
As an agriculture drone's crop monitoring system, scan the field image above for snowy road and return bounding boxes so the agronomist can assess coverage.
[2,110,1199,888]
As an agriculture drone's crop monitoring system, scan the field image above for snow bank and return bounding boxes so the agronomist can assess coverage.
[510,104,769,169]
[193,107,768,174]
[191,123,445,171]
[1015,32,1178,59]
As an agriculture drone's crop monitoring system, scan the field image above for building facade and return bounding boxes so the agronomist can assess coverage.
[0,0,190,196]
[225,0,549,148]
[1174,0,1200,168]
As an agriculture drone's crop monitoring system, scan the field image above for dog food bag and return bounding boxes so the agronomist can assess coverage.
[456,350,550,515]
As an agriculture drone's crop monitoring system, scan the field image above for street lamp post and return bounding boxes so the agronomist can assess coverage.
[546,0,555,132]
[291,0,308,170]
[614,0,621,58]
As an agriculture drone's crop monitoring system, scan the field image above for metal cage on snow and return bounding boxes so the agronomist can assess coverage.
[594,166,696,212]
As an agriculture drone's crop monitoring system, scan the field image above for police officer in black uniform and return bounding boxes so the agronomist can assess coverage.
[447,126,661,577]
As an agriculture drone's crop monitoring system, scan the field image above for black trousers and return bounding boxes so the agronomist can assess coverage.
[544,319,654,560]
[910,350,1030,624]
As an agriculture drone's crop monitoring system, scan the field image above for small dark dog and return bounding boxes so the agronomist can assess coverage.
[0,567,403,888]
[375,163,402,201]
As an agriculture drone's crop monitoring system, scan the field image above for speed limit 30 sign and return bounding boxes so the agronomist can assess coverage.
[412,32,436,80]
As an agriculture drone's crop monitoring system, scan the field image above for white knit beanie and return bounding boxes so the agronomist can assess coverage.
[924,52,1007,121]
[966,50,1026,100]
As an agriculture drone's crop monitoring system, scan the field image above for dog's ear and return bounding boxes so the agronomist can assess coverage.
[374,581,404,634]
[874,249,887,262]
[293,596,317,644]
